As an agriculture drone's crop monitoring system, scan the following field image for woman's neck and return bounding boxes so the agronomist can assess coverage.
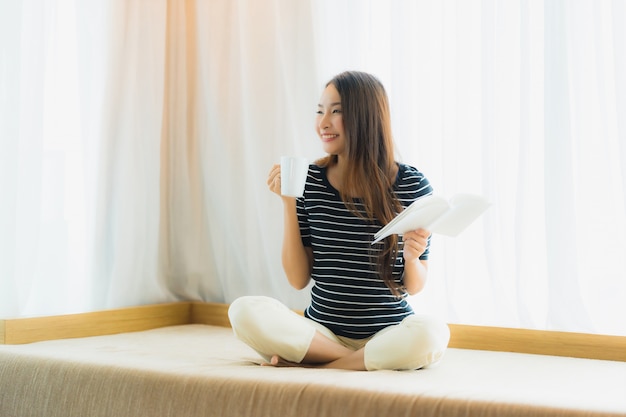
[329,153,352,190]
[327,160,346,193]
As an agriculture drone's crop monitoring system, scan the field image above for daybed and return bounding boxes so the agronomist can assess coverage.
[1,302,626,417]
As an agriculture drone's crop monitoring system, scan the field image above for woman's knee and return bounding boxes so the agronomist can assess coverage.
[364,315,450,371]
[228,296,252,329]
[228,295,276,333]
[403,315,450,355]
[227,296,317,363]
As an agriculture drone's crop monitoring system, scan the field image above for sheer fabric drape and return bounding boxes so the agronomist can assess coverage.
[1,0,625,336]
[0,0,316,317]
[0,0,173,314]
[312,0,626,336]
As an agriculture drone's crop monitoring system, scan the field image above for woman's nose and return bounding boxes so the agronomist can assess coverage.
[318,113,330,129]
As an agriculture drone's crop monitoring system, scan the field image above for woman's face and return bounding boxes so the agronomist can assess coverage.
[316,84,346,157]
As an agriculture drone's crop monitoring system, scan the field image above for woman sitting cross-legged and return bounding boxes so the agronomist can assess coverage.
[229,71,450,371]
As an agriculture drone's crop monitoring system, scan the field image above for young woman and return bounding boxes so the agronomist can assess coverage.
[228,71,450,371]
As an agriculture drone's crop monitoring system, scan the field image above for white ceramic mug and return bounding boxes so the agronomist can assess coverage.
[280,156,309,197]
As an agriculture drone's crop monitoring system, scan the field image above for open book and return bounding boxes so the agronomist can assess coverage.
[372,194,490,244]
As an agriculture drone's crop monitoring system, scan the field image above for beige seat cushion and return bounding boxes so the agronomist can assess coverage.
[1,324,625,417]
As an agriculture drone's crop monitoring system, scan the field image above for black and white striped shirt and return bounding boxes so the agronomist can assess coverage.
[298,163,433,339]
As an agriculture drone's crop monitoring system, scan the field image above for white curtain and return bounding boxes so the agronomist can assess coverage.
[1,0,625,336]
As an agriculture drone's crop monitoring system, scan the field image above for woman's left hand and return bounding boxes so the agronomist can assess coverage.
[402,228,430,263]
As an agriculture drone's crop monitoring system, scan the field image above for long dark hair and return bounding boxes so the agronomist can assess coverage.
[316,71,403,296]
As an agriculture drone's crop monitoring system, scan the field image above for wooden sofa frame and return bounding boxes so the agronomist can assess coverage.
[2,301,625,362]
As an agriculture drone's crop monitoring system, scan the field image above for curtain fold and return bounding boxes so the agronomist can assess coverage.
[158,0,212,301]
[543,0,591,332]
[88,0,172,310]
[189,0,318,307]
[0,0,22,315]
[1,0,625,336]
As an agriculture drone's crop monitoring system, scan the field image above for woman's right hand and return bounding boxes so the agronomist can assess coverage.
[267,164,282,196]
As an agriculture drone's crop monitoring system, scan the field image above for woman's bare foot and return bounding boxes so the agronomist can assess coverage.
[261,355,315,368]
[261,349,366,371]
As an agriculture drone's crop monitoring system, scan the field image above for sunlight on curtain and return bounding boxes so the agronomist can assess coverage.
[0,0,90,315]
[87,0,174,309]
[188,0,318,307]
[0,0,319,317]
[312,0,626,336]
[0,0,174,316]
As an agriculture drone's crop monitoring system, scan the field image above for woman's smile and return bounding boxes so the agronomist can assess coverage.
[321,133,339,142]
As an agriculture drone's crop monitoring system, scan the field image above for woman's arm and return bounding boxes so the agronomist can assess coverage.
[267,164,313,289]
[280,198,313,289]
[401,228,430,295]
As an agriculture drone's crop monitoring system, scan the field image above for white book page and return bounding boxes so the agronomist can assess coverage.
[372,194,490,243]
[372,195,449,244]
[428,194,491,237]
